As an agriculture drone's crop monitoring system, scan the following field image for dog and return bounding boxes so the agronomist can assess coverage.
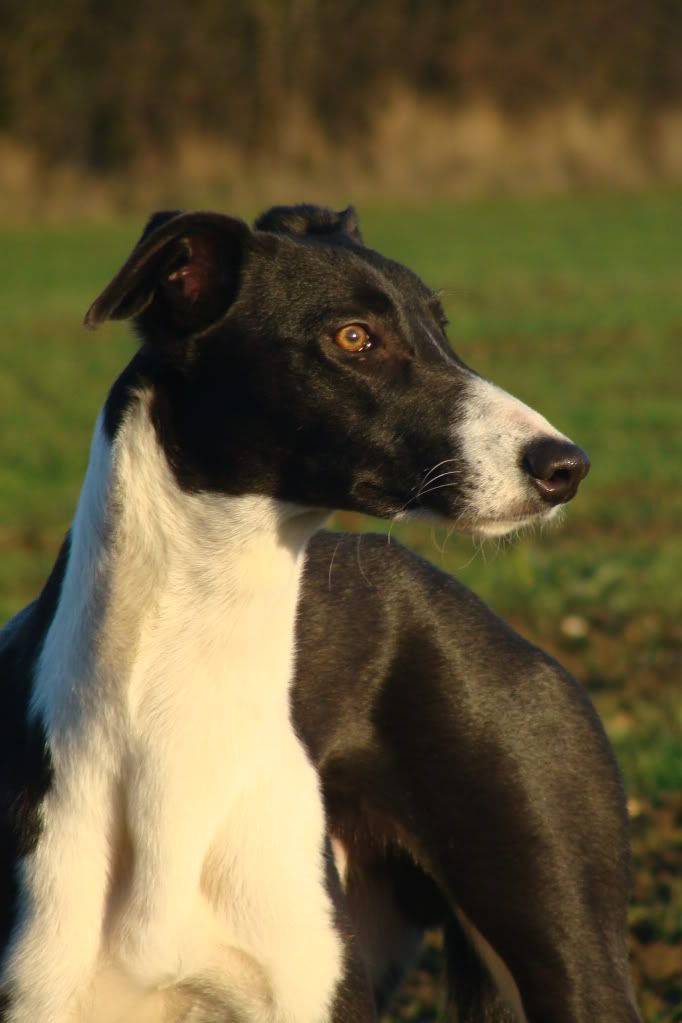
[0,204,640,1023]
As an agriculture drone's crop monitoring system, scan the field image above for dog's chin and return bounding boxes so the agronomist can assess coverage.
[400,502,564,537]
[469,504,564,538]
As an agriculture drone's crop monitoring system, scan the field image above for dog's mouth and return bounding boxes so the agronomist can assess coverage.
[377,492,563,541]
[465,504,564,538]
[404,500,564,537]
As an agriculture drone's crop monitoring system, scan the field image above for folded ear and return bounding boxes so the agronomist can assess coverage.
[84,211,252,336]
[254,204,363,245]
[139,209,184,242]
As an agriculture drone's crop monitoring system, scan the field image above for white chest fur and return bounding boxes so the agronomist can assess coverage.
[3,400,342,1023]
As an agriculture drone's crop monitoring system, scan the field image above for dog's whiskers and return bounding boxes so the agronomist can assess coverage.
[327,537,343,591]
[406,480,459,507]
[416,468,460,499]
[355,534,373,588]
[415,458,458,497]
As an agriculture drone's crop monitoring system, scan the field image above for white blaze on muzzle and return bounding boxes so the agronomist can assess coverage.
[454,376,572,535]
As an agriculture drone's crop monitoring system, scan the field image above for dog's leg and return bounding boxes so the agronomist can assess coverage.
[169,946,275,1023]
[116,735,366,1023]
[330,848,437,1013]
[444,911,523,1023]
[170,941,376,1023]
[370,654,641,1023]
[327,954,377,1023]
[113,751,223,989]
[323,839,379,1023]
[341,868,423,1011]
[1,770,114,1023]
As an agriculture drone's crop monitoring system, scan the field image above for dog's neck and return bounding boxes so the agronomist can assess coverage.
[32,392,326,736]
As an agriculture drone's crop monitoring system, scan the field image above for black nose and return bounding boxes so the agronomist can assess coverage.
[522,438,590,505]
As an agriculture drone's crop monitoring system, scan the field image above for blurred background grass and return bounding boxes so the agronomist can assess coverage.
[1,1,681,1019]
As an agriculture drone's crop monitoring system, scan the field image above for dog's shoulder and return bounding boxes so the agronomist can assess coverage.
[297,531,608,789]
[300,529,575,696]
[302,528,521,642]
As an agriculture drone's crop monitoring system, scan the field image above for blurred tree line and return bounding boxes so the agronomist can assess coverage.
[1,0,681,173]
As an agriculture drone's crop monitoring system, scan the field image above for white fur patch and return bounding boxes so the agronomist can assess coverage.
[2,398,342,1023]
[454,376,569,536]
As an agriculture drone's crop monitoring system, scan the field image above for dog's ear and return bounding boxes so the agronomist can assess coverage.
[84,211,254,336]
[139,209,184,242]
[254,204,363,245]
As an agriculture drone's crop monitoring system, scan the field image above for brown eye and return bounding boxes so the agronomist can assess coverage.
[334,324,372,353]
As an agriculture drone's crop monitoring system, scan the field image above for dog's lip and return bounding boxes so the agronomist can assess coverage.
[352,485,562,531]
[476,508,554,525]
[468,505,562,536]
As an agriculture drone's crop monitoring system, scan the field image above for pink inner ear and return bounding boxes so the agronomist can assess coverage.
[167,237,212,303]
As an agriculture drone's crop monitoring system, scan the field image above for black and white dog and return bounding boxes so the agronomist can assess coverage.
[0,205,640,1023]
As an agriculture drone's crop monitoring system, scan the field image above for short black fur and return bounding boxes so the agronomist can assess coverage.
[293,532,638,1022]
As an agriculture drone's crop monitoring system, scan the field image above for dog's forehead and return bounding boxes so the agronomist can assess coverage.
[250,232,435,317]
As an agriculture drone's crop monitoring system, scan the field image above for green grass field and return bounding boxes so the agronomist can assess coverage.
[1,193,681,1020]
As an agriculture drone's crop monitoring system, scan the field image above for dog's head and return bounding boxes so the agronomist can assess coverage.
[86,204,588,535]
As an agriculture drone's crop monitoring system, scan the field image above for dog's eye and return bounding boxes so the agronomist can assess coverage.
[334,324,372,353]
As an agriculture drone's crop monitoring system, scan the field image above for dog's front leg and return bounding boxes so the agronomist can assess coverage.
[116,741,361,1023]
[114,744,288,1023]
[114,746,226,990]
[0,767,115,1023]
